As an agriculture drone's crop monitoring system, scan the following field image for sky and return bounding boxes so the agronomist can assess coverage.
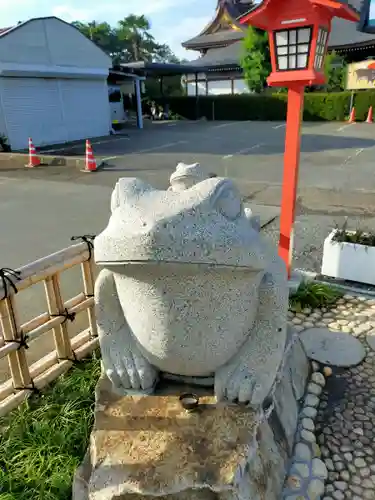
[0,0,219,60]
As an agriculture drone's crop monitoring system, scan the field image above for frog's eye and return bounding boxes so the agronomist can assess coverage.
[213,185,242,220]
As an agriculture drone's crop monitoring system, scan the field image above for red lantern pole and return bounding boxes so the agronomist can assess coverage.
[278,85,305,278]
[239,0,360,279]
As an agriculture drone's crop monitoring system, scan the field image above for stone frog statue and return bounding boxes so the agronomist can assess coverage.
[94,176,288,407]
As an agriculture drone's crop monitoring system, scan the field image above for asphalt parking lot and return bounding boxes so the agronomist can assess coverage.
[6,118,375,200]
[2,118,375,267]
[1,118,375,382]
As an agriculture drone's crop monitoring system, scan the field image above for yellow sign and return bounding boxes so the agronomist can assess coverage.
[346,59,375,90]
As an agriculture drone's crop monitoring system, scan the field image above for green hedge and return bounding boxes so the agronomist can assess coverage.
[154,90,375,122]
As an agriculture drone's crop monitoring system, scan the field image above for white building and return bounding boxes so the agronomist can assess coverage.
[0,17,112,150]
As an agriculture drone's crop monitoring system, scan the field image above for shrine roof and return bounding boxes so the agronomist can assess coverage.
[183,0,375,54]
[182,0,255,50]
[186,43,243,70]
[182,30,246,50]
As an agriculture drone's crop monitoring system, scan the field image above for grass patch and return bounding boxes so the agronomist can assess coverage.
[0,354,101,500]
[290,281,344,312]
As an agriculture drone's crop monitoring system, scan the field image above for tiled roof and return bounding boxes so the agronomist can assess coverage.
[183,0,255,49]
[0,26,14,36]
[184,0,375,52]
[182,30,245,49]
[329,0,375,47]
[224,0,256,18]
[187,25,375,70]
[187,43,243,69]
[329,18,375,47]
[189,42,242,67]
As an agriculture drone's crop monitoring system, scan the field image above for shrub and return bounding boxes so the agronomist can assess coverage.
[353,89,375,121]
[152,90,375,122]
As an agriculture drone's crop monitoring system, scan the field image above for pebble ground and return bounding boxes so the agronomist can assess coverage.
[289,294,375,500]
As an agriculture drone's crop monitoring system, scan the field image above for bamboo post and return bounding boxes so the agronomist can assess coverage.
[44,274,73,360]
[0,296,32,390]
[81,260,98,338]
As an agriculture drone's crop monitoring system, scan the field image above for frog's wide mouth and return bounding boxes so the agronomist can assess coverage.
[96,260,264,273]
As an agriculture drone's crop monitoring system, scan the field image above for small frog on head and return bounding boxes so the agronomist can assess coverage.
[168,162,210,192]
[168,163,259,231]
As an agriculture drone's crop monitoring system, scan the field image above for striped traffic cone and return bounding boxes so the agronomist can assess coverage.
[26,137,41,168]
[82,140,97,173]
[348,107,356,124]
[366,106,373,124]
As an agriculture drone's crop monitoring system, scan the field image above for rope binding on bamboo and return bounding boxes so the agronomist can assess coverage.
[50,307,76,324]
[71,234,96,262]
[3,333,29,350]
[0,268,21,300]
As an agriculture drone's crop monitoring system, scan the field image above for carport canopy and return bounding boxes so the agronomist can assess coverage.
[118,61,209,107]
[119,61,209,77]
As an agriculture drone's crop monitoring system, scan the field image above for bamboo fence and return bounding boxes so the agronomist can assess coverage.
[0,239,98,417]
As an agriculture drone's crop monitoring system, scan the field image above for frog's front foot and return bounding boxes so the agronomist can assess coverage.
[214,363,272,407]
[95,268,159,394]
[101,329,159,393]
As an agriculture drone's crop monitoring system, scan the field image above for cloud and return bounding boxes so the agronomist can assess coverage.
[52,0,181,22]
[0,0,215,59]
[153,15,212,59]
[52,5,92,22]
[51,2,212,59]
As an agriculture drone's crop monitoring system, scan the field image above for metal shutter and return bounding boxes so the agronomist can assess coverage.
[0,77,66,150]
[59,79,111,142]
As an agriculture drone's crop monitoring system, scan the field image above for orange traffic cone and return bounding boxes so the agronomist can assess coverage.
[26,137,41,168]
[83,140,97,172]
[348,107,356,124]
[366,106,373,124]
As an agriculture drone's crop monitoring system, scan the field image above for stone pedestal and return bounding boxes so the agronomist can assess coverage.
[73,330,309,500]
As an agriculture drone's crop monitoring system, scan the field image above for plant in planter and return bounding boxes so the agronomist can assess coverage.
[321,219,375,285]
[289,281,343,312]
[0,134,11,152]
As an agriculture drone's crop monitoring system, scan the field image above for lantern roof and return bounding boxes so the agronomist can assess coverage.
[240,0,360,30]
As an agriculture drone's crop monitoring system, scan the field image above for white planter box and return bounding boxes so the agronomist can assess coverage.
[321,230,375,285]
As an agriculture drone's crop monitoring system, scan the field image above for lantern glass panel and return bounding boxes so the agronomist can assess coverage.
[314,27,329,70]
[274,26,312,71]
[278,56,288,70]
[298,28,311,44]
[276,31,288,46]
[297,53,308,69]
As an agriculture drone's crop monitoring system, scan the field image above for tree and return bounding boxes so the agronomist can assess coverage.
[73,15,180,65]
[116,14,152,61]
[152,43,181,64]
[72,21,116,54]
[240,26,271,93]
[324,50,346,92]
